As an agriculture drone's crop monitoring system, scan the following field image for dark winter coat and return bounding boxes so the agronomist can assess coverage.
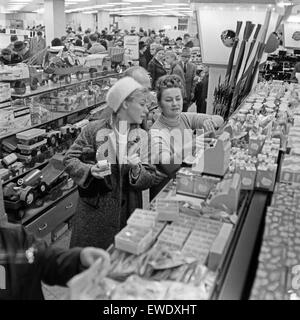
[63,119,156,249]
[169,63,187,99]
[179,61,197,103]
[148,58,167,90]
[0,223,82,300]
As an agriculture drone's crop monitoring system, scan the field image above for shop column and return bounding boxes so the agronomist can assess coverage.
[97,11,110,32]
[44,0,66,46]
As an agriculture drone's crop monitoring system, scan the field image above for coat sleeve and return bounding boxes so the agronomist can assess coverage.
[184,112,224,130]
[63,124,96,189]
[147,61,156,89]
[39,246,83,287]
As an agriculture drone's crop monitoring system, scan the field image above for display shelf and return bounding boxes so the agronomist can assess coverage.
[10,71,119,99]
[0,100,106,140]
[2,157,50,186]
[7,185,77,225]
[211,190,254,299]
[217,190,268,300]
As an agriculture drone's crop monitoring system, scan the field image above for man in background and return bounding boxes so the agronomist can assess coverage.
[29,31,46,64]
[88,33,106,54]
[0,48,22,65]
[183,33,194,48]
[179,47,197,112]
[7,35,18,53]
[139,41,148,70]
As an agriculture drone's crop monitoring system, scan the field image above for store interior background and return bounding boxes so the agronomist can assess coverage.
[1,0,300,300]
[1,0,300,114]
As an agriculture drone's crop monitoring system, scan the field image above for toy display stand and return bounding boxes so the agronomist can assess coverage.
[192,132,232,177]
[206,173,242,213]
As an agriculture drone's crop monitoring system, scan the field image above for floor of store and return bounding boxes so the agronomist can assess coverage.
[42,230,72,300]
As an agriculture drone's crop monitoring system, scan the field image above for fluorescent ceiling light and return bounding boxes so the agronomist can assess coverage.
[287,15,300,22]
[107,2,130,4]
[276,1,293,8]
[83,10,98,14]
[163,3,190,6]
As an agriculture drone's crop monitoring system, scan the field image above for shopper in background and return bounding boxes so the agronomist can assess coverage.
[64,77,157,249]
[148,46,167,90]
[83,36,91,50]
[150,74,224,181]
[179,47,197,112]
[88,33,106,54]
[154,35,161,45]
[183,33,194,48]
[7,35,18,52]
[13,40,35,63]
[0,48,22,65]
[30,31,46,54]
[193,71,209,114]
[175,37,184,49]
[0,222,110,300]
[192,33,200,47]
[139,41,148,70]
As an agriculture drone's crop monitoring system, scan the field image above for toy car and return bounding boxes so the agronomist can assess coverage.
[3,168,46,208]
[39,154,67,191]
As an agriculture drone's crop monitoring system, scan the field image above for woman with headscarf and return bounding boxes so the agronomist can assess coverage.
[64,77,157,249]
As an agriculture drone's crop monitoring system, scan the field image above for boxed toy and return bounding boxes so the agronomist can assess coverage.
[256,164,277,191]
[115,225,154,255]
[0,82,11,102]
[0,105,31,136]
[156,198,180,222]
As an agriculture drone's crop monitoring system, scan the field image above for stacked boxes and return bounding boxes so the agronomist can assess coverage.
[251,183,300,300]
[0,83,11,102]
[156,199,180,222]
[176,168,220,198]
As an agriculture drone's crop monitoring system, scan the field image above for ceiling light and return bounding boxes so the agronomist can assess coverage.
[83,10,98,14]
[287,14,300,22]
[276,1,293,8]
[164,3,190,6]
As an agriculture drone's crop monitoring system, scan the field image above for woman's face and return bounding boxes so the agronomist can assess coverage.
[124,93,148,124]
[155,50,165,62]
[159,88,183,119]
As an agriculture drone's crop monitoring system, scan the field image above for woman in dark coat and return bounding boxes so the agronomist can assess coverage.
[147,45,167,90]
[64,77,157,249]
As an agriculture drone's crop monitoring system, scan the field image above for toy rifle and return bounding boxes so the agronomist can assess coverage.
[225,21,243,85]
[241,9,272,100]
[228,21,255,117]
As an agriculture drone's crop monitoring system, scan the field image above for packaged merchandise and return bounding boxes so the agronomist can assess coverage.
[0,82,11,102]
[0,105,32,136]
[115,225,156,255]
[156,198,180,222]
[208,223,233,270]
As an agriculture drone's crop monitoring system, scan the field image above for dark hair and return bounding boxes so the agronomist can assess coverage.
[83,36,90,44]
[106,34,113,41]
[85,29,91,34]
[76,34,82,40]
[75,39,82,47]
[51,38,62,46]
[100,39,108,50]
[37,31,43,36]
[156,74,184,102]
[10,35,18,42]
[139,41,146,50]
[184,33,190,38]
[176,37,182,41]
[89,34,98,42]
